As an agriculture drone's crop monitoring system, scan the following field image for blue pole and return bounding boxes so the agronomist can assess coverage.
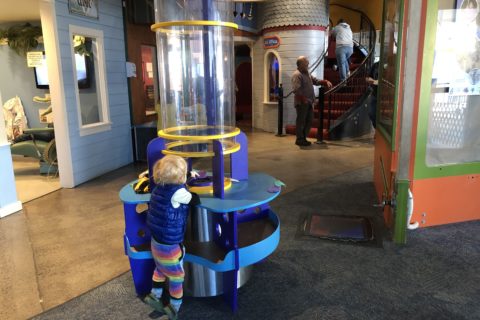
[202,0,217,131]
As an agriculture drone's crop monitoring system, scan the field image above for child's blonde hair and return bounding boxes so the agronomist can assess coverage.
[152,155,187,185]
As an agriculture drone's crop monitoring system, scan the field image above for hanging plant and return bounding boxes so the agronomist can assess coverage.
[73,35,91,56]
[0,23,43,56]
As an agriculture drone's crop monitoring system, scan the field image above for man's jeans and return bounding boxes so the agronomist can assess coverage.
[335,45,353,81]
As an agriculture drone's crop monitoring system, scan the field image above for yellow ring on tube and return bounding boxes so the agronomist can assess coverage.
[162,140,241,158]
[151,20,239,31]
[158,126,241,141]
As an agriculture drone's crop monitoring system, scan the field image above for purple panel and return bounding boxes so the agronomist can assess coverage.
[220,212,237,252]
[187,158,193,173]
[212,140,224,199]
[231,131,248,181]
[223,270,238,312]
[129,256,155,296]
[236,203,270,223]
[123,202,151,246]
[147,137,166,192]
[222,211,239,312]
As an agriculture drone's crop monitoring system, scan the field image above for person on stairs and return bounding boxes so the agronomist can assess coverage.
[332,19,354,82]
[291,56,332,147]
[144,155,200,320]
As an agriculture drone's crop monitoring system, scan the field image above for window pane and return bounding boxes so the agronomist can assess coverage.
[268,54,279,102]
[73,35,101,125]
[141,45,159,116]
[378,0,401,132]
[426,2,480,166]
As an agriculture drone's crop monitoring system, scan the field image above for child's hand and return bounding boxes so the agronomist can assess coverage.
[191,170,208,178]
[190,170,200,178]
[138,169,149,179]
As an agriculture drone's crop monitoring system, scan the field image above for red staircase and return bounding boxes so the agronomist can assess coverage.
[282,4,377,140]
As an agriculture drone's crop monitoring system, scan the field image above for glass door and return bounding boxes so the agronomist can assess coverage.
[378,0,404,143]
[415,0,480,179]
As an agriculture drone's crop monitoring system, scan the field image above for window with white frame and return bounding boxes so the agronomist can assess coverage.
[69,25,110,135]
[265,52,280,102]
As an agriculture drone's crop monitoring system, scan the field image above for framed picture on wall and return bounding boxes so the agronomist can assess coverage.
[69,0,99,19]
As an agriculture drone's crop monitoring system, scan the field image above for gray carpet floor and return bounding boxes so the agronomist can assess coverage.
[32,167,480,320]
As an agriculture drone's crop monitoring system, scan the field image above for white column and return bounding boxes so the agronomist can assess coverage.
[0,91,22,218]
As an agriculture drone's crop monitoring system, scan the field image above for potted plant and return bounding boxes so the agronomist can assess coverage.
[0,23,43,56]
[73,35,91,56]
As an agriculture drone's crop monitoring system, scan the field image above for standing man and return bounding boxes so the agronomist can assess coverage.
[291,56,332,146]
[332,19,354,82]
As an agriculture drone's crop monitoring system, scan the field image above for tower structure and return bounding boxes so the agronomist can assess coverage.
[252,0,330,131]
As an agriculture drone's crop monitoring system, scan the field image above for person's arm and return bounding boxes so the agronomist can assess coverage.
[366,78,378,85]
[171,188,192,208]
[171,187,201,208]
[319,79,333,89]
[311,76,333,89]
[366,62,379,85]
[366,76,376,85]
[291,73,301,93]
[292,73,309,104]
[331,26,337,37]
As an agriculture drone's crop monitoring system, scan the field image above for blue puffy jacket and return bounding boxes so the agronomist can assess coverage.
[147,184,189,244]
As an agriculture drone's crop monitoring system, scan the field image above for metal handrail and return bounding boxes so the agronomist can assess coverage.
[324,40,375,95]
[281,46,329,99]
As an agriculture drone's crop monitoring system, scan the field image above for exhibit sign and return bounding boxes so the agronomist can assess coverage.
[69,0,99,19]
[264,36,280,49]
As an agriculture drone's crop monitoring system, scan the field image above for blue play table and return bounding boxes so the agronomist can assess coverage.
[120,172,281,312]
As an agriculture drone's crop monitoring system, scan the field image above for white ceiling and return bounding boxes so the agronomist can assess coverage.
[0,0,268,24]
[0,0,40,23]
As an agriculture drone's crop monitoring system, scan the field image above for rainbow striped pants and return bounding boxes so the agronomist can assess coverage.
[151,238,185,301]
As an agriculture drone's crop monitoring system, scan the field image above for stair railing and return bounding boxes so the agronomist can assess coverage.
[309,39,329,73]
[323,4,377,136]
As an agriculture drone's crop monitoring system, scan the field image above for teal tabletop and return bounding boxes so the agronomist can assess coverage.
[119,172,281,211]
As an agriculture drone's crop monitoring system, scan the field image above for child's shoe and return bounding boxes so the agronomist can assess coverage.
[143,293,165,313]
[164,304,178,320]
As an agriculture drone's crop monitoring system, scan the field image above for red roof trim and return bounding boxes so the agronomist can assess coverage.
[262,25,328,34]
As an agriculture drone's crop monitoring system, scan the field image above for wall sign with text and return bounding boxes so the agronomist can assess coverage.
[27,51,44,68]
[69,0,99,19]
[264,36,281,49]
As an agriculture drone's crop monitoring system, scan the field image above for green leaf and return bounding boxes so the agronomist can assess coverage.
[274,180,286,187]
[0,23,42,56]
